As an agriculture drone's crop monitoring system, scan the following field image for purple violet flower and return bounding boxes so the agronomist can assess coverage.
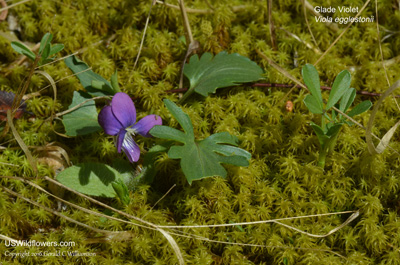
[98,92,162,163]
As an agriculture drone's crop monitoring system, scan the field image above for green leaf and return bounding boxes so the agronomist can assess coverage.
[348,100,372,117]
[326,123,343,137]
[302,64,323,110]
[64,55,114,96]
[11,41,36,61]
[150,99,251,184]
[326,70,351,110]
[133,143,172,186]
[111,159,136,189]
[110,70,121,92]
[150,126,187,143]
[56,162,124,197]
[41,43,51,62]
[310,122,328,146]
[339,87,356,113]
[48,43,64,56]
[92,80,108,90]
[62,91,101,136]
[182,51,263,100]
[112,179,131,205]
[303,94,323,114]
[39,33,53,55]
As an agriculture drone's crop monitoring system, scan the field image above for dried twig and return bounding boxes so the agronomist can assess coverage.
[268,0,277,50]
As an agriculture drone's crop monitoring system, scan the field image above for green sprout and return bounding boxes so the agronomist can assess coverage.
[11,32,64,66]
[302,64,372,168]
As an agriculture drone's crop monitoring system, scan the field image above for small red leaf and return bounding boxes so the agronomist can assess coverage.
[0,91,27,121]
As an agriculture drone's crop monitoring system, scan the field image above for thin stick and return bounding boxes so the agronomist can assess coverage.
[268,0,277,50]
[0,0,31,12]
[133,0,157,70]
[165,83,400,98]
[143,184,176,218]
[7,110,37,175]
[156,1,248,14]
[303,0,339,32]
[2,186,120,235]
[314,0,371,66]
[1,175,346,259]
[157,210,357,229]
[302,0,320,52]
[53,96,110,118]
[179,0,194,45]
[43,176,185,264]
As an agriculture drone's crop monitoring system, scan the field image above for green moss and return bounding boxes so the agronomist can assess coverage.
[2,0,400,264]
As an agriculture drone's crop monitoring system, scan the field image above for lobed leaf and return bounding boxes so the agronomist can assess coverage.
[183,51,263,98]
[163,99,194,137]
[151,99,251,184]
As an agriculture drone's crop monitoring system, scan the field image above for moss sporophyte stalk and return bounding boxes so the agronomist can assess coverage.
[2,0,400,264]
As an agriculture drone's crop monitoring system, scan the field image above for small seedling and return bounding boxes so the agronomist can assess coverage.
[302,64,372,168]
[11,32,64,66]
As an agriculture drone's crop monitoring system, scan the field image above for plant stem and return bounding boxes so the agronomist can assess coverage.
[166,83,399,98]
[318,147,327,168]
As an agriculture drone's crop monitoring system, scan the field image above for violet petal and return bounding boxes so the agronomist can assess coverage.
[115,129,126,153]
[111,92,136,128]
[121,133,141,162]
[133,115,162,137]
[98,105,123,135]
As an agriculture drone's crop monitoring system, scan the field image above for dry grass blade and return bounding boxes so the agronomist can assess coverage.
[157,228,185,265]
[302,0,320,52]
[279,27,320,54]
[273,211,359,238]
[1,175,349,261]
[268,0,277,50]
[1,186,129,238]
[6,110,37,175]
[376,120,400,153]
[34,70,57,121]
[366,80,400,154]
[157,210,357,229]
[43,176,184,264]
[179,0,194,45]
[303,0,338,32]
[0,0,31,12]
[54,96,110,117]
[0,234,17,242]
[156,1,248,14]
[314,0,371,66]
[133,0,157,70]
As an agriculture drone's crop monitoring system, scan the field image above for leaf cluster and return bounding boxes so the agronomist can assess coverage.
[11,33,64,65]
[302,64,372,167]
